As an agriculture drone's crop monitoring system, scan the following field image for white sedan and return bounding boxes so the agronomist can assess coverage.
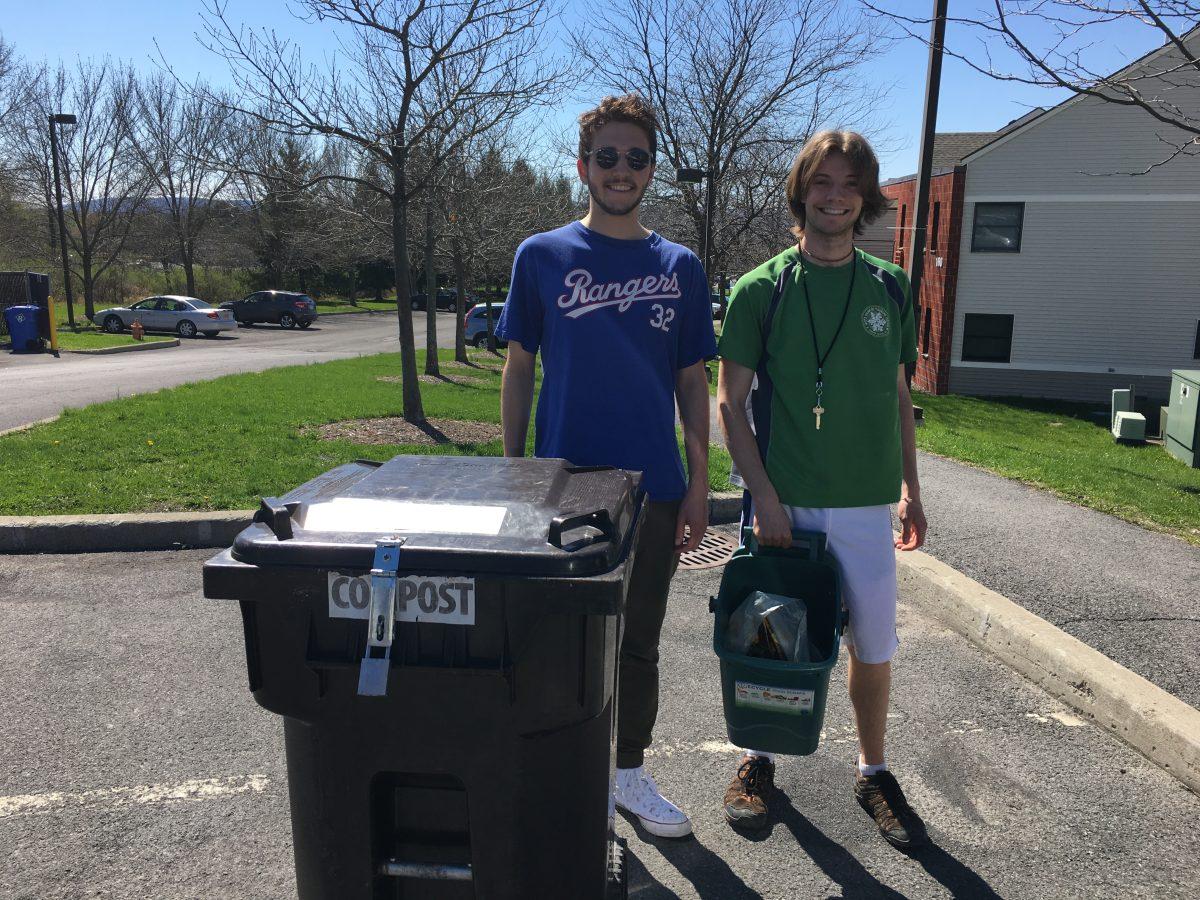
[94,295,237,338]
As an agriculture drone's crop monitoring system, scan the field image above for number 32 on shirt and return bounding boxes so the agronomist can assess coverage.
[650,303,675,332]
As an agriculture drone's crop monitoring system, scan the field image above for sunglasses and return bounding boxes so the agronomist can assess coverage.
[584,146,653,171]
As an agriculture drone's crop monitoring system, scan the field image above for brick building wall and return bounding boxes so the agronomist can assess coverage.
[881,168,966,395]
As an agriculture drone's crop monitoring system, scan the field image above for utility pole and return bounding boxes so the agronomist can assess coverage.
[48,113,77,329]
[906,0,948,387]
[676,166,713,294]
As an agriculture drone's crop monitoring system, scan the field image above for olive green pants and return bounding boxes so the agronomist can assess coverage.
[616,499,682,769]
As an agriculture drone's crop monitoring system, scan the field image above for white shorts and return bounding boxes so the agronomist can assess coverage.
[741,497,899,665]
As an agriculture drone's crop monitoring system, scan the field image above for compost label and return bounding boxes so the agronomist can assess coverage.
[328,573,476,625]
[734,681,814,714]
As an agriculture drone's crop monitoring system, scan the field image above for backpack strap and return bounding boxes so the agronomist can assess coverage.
[749,260,797,462]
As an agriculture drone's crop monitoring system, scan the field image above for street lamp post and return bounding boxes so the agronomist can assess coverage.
[48,113,77,329]
[676,166,715,294]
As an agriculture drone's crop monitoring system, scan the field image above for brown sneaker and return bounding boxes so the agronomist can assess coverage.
[723,756,775,831]
[854,770,929,852]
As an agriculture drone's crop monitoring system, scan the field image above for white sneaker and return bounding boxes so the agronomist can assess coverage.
[614,767,693,838]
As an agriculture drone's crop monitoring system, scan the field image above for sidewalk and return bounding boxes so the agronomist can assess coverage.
[917,452,1200,711]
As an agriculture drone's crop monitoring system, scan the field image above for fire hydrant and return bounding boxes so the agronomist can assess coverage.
[131,319,144,341]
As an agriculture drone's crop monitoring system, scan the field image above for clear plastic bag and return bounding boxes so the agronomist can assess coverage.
[725,590,820,662]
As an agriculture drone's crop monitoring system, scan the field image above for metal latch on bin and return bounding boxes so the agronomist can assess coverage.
[357,537,405,697]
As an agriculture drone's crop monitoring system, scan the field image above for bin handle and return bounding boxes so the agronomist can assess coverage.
[255,496,300,541]
[548,508,617,550]
[740,527,825,561]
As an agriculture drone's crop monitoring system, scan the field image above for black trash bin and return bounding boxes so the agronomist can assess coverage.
[203,455,644,900]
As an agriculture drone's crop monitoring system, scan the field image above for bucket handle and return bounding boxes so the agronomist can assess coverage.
[740,527,826,561]
[549,508,617,550]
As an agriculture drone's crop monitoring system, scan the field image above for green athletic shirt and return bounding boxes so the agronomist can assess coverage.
[718,246,918,508]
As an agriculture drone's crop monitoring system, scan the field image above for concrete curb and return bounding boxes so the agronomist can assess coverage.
[709,490,743,525]
[0,416,60,438]
[898,549,1200,796]
[0,510,253,553]
[63,338,179,355]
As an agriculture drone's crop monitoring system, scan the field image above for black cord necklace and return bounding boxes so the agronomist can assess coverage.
[798,249,858,431]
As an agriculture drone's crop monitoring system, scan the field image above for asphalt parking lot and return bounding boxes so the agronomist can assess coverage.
[1,544,1198,899]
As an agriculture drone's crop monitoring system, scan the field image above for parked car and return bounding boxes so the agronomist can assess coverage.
[409,290,461,312]
[219,291,318,328]
[94,295,236,338]
[463,303,507,348]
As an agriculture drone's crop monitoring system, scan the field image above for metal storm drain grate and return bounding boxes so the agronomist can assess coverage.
[678,530,740,570]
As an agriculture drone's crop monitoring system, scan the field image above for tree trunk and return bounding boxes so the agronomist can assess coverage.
[424,198,439,377]
[81,252,95,322]
[348,269,358,306]
[390,155,424,424]
[485,285,497,354]
[183,246,196,298]
[453,239,468,363]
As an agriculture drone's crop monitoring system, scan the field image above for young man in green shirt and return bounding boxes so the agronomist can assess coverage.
[715,130,929,851]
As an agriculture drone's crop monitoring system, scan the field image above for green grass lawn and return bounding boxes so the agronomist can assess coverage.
[315,299,399,314]
[914,391,1200,544]
[55,331,173,351]
[0,349,730,515]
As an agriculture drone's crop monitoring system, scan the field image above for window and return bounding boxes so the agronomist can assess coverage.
[971,202,1024,252]
[930,202,941,252]
[898,204,907,252]
[922,307,932,354]
[1194,321,1200,359]
[961,314,1014,363]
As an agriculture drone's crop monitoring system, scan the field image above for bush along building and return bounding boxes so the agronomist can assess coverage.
[882,28,1200,406]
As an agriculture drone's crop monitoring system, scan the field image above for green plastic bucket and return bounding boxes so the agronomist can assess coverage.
[711,529,845,756]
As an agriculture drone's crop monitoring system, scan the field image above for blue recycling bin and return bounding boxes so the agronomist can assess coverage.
[4,305,42,353]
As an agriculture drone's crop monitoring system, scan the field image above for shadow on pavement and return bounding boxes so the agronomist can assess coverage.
[621,811,765,899]
[908,842,1005,899]
[773,792,1005,900]
[772,792,909,899]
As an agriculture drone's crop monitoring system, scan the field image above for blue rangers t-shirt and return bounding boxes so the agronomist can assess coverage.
[497,221,717,501]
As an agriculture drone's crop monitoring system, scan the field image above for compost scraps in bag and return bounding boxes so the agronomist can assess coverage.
[725,591,821,663]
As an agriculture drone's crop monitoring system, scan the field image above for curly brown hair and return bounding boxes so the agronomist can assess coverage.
[786,130,888,238]
[578,94,659,161]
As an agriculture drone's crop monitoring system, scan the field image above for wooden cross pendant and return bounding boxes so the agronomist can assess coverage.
[813,405,824,430]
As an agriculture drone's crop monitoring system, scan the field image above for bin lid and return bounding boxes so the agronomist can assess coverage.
[230,455,644,577]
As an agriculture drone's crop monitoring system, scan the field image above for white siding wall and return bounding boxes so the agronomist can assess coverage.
[951,50,1200,394]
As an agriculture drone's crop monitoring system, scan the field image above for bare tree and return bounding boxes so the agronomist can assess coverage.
[194,0,564,424]
[129,73,242,296]
[13,60,147,320]
[0,34,35,132]
[864,2,1200,172]
[574,0,884,281]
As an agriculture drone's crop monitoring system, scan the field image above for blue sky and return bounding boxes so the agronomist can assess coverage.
[3,1,1166,179]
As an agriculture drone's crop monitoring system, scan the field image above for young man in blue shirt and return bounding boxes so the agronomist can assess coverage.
[498,94,717,838]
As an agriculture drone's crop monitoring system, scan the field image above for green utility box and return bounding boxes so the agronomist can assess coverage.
[1165,370,1200,468]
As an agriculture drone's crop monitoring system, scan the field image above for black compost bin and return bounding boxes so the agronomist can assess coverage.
[203,455,644,900]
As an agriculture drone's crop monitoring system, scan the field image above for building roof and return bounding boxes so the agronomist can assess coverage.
[928,132,996,169]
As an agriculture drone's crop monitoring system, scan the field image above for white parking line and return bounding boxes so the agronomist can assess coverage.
[0,775,270,819]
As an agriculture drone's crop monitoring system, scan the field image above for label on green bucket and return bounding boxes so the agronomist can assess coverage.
[734,681,814,714]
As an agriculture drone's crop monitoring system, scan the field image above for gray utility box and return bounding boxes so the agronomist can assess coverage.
[1165,370,1200,467]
